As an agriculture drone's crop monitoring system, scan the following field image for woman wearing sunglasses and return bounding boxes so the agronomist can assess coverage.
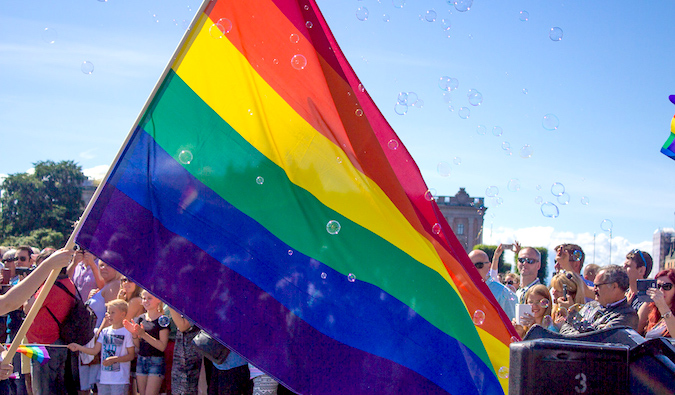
[643,269,675,338]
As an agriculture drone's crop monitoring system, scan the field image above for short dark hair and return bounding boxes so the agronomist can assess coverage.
[16,245,33,258]
[555,243,585,268]
[626,250,653,279]
[599,265,630,292]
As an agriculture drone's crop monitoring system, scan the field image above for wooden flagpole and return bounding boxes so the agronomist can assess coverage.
[2,0,213,366]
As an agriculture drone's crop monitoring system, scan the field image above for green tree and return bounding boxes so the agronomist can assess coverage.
[1,160,85,245]
[472,244,512,273]
[1,228,64,250]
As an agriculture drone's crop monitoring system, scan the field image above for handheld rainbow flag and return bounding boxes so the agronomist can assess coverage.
[13,345,49,365]
[75,0,517,393]
[661,95,675,161]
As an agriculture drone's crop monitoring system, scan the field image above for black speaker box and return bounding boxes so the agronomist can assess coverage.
[509,338,630,395]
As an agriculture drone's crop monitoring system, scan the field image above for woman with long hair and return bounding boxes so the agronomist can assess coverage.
[512,284,553,338]
[642,269,675,338]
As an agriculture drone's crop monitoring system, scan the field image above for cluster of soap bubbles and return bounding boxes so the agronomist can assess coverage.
[394,92,422,115]
[484,186,503,207]
[535,182,589,218]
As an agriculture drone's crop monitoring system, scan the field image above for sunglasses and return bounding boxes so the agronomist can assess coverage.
[630,249,647,267]
[17,256,28,262]
[658,283,674,291]
[474,262,489,269]
[518,257,538,264]
[505,280,514,285]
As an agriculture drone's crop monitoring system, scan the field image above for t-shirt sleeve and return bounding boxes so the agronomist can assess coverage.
[123,329,134,348]
[97,329,105,344]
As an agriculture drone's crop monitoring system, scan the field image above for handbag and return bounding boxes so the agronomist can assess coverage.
[191,330,230,364]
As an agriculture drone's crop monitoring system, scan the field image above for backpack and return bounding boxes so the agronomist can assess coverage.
[45,280,98,345]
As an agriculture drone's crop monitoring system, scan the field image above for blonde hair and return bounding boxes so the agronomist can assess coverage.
[105,298,129,315]
[141,290,164,311]
[524,284,553,318]
[550,271,586,305]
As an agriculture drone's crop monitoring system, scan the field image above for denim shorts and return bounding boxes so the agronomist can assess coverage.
[136,356,165,377]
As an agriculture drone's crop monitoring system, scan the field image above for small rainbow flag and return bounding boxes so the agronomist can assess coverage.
[662,95,675,161]
[12,345,49,365]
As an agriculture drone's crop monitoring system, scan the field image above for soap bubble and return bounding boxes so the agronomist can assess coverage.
[447,105,454,112]
[348,273,356,282]
[178,150,193,164]
[158,315,170,327]
[326,220,341,235]
[453,157,461,165]
[42,28,57,44]
[472,309,485,325]
[424,189,436,201]
[432,223,442,235]
[321,272,327,279]
[392,0,405,8]
[519,11,529,22]
[81,61,94,74]
[541,202,559,218]
[405,92,418,106]
[441,18,451,32]
[256,176,264,185]
[542,315,553,328]
[540,299,550,309]
[388,139,399,150]
[549,27,563,41]
[356,7,369,21]
[305,21,313,28]
[542,114,560,130]
[209,18,232,38]
[510,336,519,344]
[476,125,487,135]
[425,10,437,22]
[355,109,363,117]
[454,0,473,12]
[502,142,511,151]
[383,14,390,22]
[536,184,542,190]
[492,126,503,137]
[439,76,453,91]
[288,250,293,256]
[534,196,543,204]
[358,83,365,93]
[485,186,499,197]
[437,162,451,177]
[493,196,504,206]
[601,219,613,231]
[581,196,590,205]
[498,366,509,379]
[458,107,470,119]
[557,192,570,205]
[522,88,528,94]
[394,103,408,115]
[550,182,565,196]
[290,34,300,44]
[520,145,533,158]
[507,179,521,192]
[468,90,483,106]
[291,54,307,70]
[397,92,408,104]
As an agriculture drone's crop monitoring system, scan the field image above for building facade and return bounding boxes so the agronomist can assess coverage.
[436,188,485,253]
[653,228,675,271]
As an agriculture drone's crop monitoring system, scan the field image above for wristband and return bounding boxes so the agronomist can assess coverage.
[663,311,673,319]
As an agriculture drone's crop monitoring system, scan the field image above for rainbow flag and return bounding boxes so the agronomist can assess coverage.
[662,95,675,160]
[14,345,49,365]
[76,0,516,393]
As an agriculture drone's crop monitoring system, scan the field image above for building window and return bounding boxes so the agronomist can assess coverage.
[457,223,465,235]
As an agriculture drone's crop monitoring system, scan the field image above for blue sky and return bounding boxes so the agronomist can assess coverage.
[1,0,674,275]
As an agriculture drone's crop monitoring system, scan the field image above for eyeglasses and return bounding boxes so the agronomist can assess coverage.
[657,283,674,291]
[17,256,27,262]
[593,282,613,288]
[474,262,489,269]
[630,249,647,267]
[1,257,18,263]
[505,280,514,285]
[120,278,129,283]
[518,257,539,264]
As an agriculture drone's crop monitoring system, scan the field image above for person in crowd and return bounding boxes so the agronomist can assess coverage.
[124,291,170,395]
[560,265,638,335]
[512,284,553,338]
[554,243,595,301]
[503,272,520,293]
[621,249,654,334]
[168,307,202,395]
[68,249,105,303]
[249,363,279,395]
[583,263,600,284]
[204,349,251,395]
[88,261,122,303]
[469,250,516,320]
[549,271,587,331]
[515,246,542,304]
[68,299,135,395]
[117,277,144,320]
[641,269,675,339]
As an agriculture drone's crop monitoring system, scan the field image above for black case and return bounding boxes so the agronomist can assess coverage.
[509,338,630,395]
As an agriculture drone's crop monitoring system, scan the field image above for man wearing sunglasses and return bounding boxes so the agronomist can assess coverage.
[469,250,516,320]
[515,247,542,304]
[560,265,638,335]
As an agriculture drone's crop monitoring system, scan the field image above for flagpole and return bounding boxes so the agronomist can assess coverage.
[4,0,213,369]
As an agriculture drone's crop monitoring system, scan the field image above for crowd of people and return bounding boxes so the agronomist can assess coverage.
[0,240,673,395]
[469,242,675,340]
[0,246,289,395]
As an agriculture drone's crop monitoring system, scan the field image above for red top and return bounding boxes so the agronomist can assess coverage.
[26,277,76,344]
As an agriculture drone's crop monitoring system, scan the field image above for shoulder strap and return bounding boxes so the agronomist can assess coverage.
[52,280,82,302]
[45,306,61,326]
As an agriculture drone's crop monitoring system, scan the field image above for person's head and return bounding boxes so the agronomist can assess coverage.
[504,272,520,293]
[119,276,142,301]
[105,299,129,326]
[550,271,586,305]
[1,249,16,267]
[34,249,55,266]
[517,247,541,281]
[15,245,33,268]
[554,243,585,274]
[98,260,121,283]
[654,269,675,309]
[468,250,491,280]
[525,284,552,321]
[141,290,164,313]
[623,249,653,286]
[583,263,600,284]
[594,265,629,306]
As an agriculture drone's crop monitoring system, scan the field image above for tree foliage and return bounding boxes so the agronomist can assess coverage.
[511,247,549,285]
[1,160,85,246]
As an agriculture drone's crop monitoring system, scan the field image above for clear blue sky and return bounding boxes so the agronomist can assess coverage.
[2,0,674,273]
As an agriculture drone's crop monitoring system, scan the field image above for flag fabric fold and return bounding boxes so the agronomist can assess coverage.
[662,95,675,160]
[76,0,517,393]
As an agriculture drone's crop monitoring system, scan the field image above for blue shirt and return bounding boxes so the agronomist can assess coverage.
[487,277,517,320]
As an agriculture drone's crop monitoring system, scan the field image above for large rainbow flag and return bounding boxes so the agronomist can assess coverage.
[662,95,675,160]
[76,0,517,393]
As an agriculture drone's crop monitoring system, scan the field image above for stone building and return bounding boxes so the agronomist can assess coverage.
[436,188,485,253]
